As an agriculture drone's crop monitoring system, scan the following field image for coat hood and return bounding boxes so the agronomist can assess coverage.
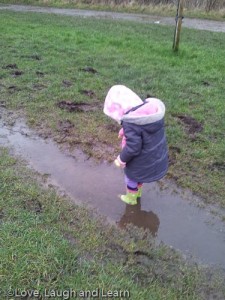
[103,85,143,123]
[103,85,165,125]
[121,98,165,125]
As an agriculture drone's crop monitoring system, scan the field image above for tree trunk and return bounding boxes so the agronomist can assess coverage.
[173,0,184,52]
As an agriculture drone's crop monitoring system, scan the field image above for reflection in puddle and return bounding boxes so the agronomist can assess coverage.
[0,118,225,268]
[118,201,160,237]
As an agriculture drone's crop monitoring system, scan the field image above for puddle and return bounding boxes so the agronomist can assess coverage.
[0,118,225,268]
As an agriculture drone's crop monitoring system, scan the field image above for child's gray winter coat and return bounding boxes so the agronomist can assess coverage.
[120,102,168,183]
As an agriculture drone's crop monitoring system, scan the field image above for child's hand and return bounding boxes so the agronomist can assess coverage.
[114,156,126,168]
[118,128,124,139]
[114,159,121,167]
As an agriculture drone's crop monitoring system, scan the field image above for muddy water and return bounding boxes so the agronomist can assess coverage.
[1,119,225,268]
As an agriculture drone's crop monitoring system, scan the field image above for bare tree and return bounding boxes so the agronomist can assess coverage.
[205,0,219,11]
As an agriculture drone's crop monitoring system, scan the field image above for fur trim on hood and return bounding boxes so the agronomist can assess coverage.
[121,98,165,125]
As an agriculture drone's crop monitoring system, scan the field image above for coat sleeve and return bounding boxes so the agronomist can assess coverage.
[120,123,142,163]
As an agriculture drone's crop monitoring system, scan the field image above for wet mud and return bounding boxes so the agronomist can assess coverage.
[176,114,203,134]
[57,100,100,112]
[57,120,74,133]
[1,117,225,268]
[168,146,181,165]
[209,162,225,172]
[20,54,41,60]
[80,89,96,97]
[62,80,73,87]
[2,63,23,79]
[7,85,21,93]
[11,70,23,77]
[80,67,98,74]
[23,198,43,214]
[0,101,6,108]
[3,63,18,69]
[105,122,121,133]
[36,71,45,77]
[32,83,47,90]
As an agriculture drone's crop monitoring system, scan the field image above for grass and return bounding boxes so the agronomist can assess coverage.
[0,146,225,299]
[0,10,224,209]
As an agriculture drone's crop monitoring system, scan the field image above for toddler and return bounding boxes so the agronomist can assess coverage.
[104,85,168,205]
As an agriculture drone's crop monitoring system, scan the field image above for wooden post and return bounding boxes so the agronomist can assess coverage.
[173,0,184,52]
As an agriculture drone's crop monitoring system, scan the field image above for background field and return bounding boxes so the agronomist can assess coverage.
[1,8,225,299]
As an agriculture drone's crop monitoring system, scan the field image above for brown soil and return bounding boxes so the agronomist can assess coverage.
[56,100,101,112]
[176,114,203,139]
[80,66,98,74]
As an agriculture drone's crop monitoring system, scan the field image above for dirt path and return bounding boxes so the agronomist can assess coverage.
[1,4,225,33]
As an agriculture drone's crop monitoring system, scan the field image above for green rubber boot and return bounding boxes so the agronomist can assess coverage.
[120,191,138,205]
[137,185,143,199]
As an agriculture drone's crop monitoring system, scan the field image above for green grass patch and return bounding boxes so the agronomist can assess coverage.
[0,10,225,210]
[0,146,225,299]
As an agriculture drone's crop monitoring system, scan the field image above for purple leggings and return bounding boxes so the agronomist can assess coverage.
[125,175,142,191]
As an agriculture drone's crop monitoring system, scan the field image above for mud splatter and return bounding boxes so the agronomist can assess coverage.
[80,67,98,74]
[8,85,20,93]
[23,199,43,214]
[57,120,74,133]
[32,84,47,90]
[36,71,45,77]
[30,54,41,60]
[176,114,203,135]
[32,83,47,91]
[209,162,225,172]
[12,70,23,77]
[62,232,77,246]
[169,146,181,165]
[134,251,154,267]
[0,101,6,108]
[0,208,4,220]
[105,243,128,265]
[3,63,18,69]
[62,80,73,87]
[21,54,41,60]
[57,101,100,112]
[79,89,95,97]
[90,142,116,161]
[202,80,211,86]
[105,123,120,133]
